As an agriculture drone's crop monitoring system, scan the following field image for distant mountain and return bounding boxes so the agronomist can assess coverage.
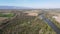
[0,6,32,9]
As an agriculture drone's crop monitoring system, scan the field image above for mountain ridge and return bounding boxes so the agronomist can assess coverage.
[0,6,32,9]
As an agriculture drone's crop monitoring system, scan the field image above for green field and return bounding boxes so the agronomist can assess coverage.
[0,13,14,17]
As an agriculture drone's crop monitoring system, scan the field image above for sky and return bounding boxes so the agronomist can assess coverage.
[0,0,60,8]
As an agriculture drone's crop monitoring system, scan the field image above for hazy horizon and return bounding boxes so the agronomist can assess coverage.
[0,0,60,9]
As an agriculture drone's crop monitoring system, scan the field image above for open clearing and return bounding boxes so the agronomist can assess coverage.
[46,12,60,23]
[52,13,60,23]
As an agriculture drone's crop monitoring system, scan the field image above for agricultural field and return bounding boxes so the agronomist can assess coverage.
[0,13,15,17]
[0,12,15,25]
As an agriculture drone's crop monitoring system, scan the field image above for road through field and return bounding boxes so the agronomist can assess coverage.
[39,14,60,34]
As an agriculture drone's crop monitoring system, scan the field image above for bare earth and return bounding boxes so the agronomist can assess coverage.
[52,13,60,23]
[55,14,60,23]
[0,17,7,21]
[27,12,38,16]
[24,12,38,16]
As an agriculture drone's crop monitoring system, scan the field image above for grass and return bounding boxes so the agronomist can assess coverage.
[0,13,14,17]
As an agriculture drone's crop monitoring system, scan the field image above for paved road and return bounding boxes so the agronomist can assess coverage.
[39,14,60,34]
